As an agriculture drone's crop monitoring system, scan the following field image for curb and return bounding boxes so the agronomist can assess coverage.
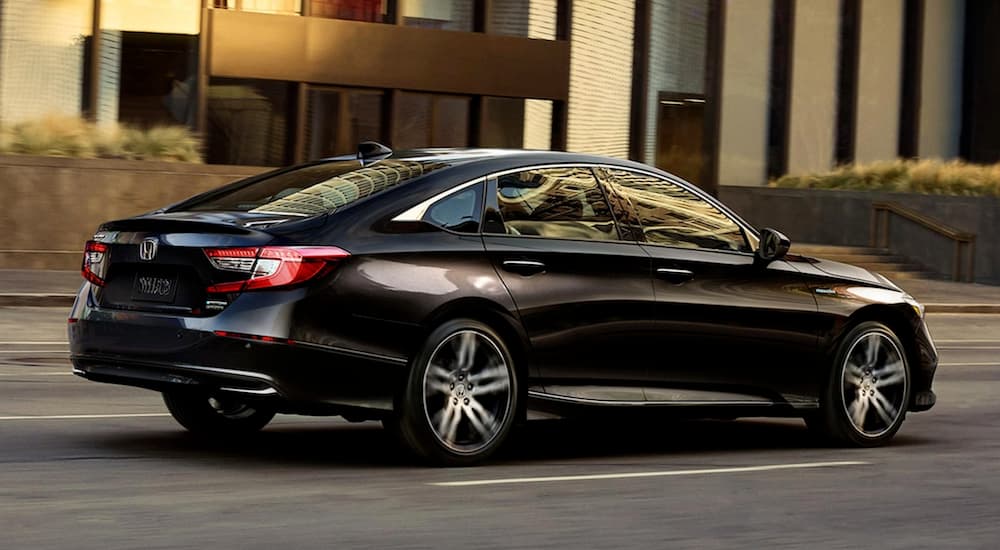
[924,303,1000,314]
[0,294,76,307]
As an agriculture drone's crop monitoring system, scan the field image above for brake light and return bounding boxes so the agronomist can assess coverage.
[81,241,108,286]
[204,246,349,293]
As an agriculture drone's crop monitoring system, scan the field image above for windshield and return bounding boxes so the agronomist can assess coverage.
[180,159,449,216]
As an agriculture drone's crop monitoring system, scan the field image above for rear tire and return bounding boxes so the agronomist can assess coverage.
[808,321,911,446]
[389,319,519,466]
[163,392,275,436]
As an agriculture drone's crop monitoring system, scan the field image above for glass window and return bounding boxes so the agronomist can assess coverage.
[488,0,557,40]
[493,167,618,241]
[392,92,470,149]
[178,159,449,215]
[600,168,748,252]
[424,182,484,233]
[401,0,474,31]
[306,88,384,160]
[206,78,293,166]
[235,0,302,15]
[309,0,389,22]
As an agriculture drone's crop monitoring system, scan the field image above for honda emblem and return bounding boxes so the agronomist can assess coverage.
[139,237,159,261]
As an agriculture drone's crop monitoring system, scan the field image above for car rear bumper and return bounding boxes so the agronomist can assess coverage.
[69,292,409,413]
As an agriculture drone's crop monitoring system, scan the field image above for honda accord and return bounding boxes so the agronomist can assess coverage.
[69,143,937,465]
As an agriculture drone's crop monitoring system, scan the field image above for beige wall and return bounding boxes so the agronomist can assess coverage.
[717,0,772,186]
[854,0,904,163]
[919,0,965,159]
[0,155,266,269]
[787,0,840,175]
[566,0,634,158]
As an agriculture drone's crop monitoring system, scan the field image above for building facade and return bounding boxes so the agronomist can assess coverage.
[0,0,993,194]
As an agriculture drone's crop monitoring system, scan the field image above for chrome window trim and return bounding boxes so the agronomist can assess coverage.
[390,162,759,251]
[391,178,484,222]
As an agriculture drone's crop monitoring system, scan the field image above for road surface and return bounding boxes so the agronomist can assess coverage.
[1,308,998,549]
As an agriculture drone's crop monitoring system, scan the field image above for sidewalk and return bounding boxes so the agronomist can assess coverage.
[1,269,999,313]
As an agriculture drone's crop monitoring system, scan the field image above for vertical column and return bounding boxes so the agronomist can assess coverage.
[786,0,840,175]
[566,0,634,158]
[716,0,772,186]
[854,0,904,163]
[919,0,964,159]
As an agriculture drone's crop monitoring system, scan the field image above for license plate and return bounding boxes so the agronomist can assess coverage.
[131,274,178,303]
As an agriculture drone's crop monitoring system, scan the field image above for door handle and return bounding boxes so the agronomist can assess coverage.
[502,260,546,276]
[655,267,693,284]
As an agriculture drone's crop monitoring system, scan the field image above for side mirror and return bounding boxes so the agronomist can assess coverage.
[755,227,791,265]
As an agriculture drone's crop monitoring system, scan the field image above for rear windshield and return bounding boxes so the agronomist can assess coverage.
[180,159,448,216]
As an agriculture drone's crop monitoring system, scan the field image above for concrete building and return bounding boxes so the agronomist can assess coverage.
[0,0,992,194]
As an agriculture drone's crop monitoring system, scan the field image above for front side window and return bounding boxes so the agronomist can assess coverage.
[492,167,619,241]
[423,182,484,234]
[600,168,748,252]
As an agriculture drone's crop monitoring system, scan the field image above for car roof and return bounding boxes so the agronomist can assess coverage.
[385,148,665,173]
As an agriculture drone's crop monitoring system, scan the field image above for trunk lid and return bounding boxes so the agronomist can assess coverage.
[90,212,292,315]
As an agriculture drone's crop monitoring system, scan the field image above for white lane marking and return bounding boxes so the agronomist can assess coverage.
[935,339,1000,344]
[0,351,68,355]
[940,362,1000,367]
[0,372,71,376]
[0,341,68,345]
[429,461,870,487]
[937,346,1000,351]
[0,413,169,421]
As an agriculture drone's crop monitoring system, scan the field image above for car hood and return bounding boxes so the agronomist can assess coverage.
[798,256,901,290]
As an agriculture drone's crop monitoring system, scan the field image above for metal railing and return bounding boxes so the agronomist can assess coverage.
[870,202,976,282]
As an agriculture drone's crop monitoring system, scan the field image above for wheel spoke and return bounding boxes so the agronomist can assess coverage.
[874,368,906,388]
[872,359,903,379]
[473,380,509,396]
[469,365,507,385]
[844,363,864,388]
[427,364,453,383]
[848,395,869,428]
[863,334,881,367]
[454,332,478,370]
[465,398,498,440]
[870,390,899,426]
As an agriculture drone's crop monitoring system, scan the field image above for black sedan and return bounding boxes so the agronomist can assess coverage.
[69,144,937,465]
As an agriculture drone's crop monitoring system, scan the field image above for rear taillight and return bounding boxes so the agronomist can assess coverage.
[81,241,108,286]
[204,246,349,293]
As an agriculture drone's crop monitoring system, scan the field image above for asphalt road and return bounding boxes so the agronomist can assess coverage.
[1,308,998,549]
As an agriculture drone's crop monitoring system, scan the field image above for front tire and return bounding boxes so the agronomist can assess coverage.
[809,321,911,446]
[163,392,275,436]
[391,319,519,466]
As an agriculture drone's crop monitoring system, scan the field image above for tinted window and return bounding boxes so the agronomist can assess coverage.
[493,167,619,241]
[601,168,748,252]
[179,159,448,216]
[424,182,483,234]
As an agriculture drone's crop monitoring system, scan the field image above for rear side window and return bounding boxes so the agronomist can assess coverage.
[491,167,619,241]
[179,159,448,216]
[424,182,484,234]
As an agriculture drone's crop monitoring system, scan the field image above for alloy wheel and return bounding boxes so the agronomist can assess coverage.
[422,330,513,454]
[841,330,908,438]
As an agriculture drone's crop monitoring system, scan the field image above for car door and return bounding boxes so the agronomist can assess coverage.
[481,165,655,402]
[595,167,822,406]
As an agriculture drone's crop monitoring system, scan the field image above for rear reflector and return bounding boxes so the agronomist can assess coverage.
[213,330,295,345]
[204,246,349,293]
[81,241,108,286]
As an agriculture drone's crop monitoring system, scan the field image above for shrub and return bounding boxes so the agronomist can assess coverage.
[771,159,1000,196]
[0,115,202,162]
